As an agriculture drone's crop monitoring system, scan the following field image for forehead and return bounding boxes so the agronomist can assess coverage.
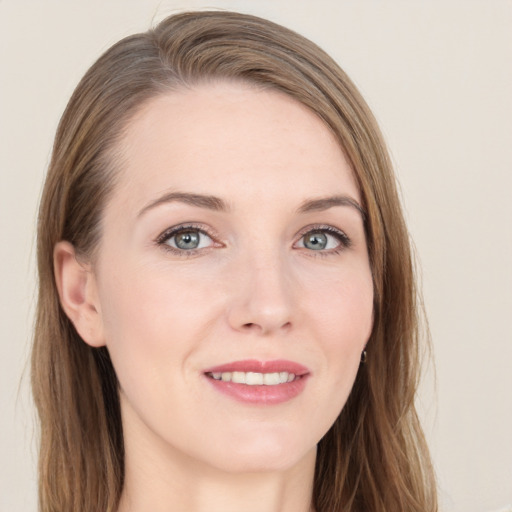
[112,81,359,213]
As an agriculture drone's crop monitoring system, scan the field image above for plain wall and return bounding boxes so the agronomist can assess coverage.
[1,1,511,511]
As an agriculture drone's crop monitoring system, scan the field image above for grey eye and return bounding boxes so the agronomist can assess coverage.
[302,232,328,250]
[174,231,201,250]
[164,229,213,251]
[296,228,347,252]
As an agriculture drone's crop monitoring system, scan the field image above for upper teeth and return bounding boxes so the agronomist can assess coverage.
[209,371,296,385]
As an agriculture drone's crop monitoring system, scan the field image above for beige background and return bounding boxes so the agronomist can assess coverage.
[1,1,511,511]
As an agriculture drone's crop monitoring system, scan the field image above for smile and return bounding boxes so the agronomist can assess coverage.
[203,359,309,405]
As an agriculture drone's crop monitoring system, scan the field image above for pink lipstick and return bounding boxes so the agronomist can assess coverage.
[203,359,309,405]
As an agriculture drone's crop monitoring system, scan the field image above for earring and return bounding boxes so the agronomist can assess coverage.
[360,350,367,364]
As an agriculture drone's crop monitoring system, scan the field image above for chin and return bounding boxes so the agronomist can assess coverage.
[203,432,316,474]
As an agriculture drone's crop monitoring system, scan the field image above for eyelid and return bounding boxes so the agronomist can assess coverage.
[154,222,351,257]
[293,224,352,251]
[155,223,223,254]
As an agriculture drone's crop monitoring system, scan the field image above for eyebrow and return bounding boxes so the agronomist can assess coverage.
[138,191,366,219]
[297,195,366,219]
[138,191,229,217]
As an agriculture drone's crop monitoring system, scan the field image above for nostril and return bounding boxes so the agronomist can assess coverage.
[241,320,292,334]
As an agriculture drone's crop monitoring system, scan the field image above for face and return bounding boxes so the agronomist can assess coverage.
[92,82,373,473]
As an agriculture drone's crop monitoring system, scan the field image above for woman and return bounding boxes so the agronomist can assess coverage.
[32,10,437,512]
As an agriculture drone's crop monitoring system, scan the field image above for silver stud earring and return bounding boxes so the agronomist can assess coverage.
[360,350,367,364]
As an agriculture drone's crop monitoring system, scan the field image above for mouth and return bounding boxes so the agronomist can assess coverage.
[203,359,309,405]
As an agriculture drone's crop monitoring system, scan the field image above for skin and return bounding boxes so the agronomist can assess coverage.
[55,82,374,512]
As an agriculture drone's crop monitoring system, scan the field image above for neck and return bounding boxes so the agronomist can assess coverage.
[117,401,316,512]
[118,444,316,512]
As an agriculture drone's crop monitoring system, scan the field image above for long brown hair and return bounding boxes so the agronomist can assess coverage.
[32,10,437,512]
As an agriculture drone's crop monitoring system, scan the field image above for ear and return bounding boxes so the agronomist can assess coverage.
[54,241,106,347]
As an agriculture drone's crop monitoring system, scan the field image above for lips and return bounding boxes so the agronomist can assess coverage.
[204,359,309,375]
[203,359,310,405]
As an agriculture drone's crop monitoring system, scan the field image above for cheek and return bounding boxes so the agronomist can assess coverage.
[99,260,217,337]
[96,262,220,390]
[309,263,373,348]
[304,265,373,414]
[95,263,226,443]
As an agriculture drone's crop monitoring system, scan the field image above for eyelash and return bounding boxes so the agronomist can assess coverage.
[294,224,352,257]
[155,223,352,257]
[155,223,219,257]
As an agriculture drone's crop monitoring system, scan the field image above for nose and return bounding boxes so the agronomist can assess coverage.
[226,254,295,336]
